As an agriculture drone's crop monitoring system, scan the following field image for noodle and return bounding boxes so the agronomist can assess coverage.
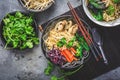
[103,0,120,22]
[103,0,120,21]
[22,0,54,10]
[44,20,78,50]
[87,0,120,22]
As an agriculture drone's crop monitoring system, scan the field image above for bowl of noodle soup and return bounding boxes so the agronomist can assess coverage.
[82,0,120,27]
[18,0,54,12]
[41,15,91,69]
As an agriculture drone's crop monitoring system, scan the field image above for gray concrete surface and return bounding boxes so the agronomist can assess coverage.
[0,0,120,80]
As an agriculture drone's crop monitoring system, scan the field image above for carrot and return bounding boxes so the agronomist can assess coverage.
[61,51,72,62]
[70,47,76,54]
[63,49,77,62]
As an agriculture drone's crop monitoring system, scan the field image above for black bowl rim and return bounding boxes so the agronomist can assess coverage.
[41,15,92,70]
[0,11,39,50]
[18,0,54,12]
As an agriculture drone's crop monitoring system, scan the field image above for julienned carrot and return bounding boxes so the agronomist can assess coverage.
[64,49,77,61]
[61,49,77,62]
[61,51,72,62]
[70,47,76,54]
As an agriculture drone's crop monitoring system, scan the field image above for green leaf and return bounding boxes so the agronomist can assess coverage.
[3,18,10,25]
[76,46,83,57]
[66,37,76,48]
[21,34,27,41]
[57,38,66,47]
[113,0,120,3]
[57,42,63,47]
[106,5,115,15]
[25,26,33,35]
[91,10,103,21]
[32,38,39,44]
[51,76,58,80]
[15,11,23,18]
[13,41,19,48]
[26,41,33,48]
[44,61,54,76]
[67,41,73,48]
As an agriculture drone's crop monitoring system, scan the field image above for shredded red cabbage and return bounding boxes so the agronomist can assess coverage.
[47,49,66,66]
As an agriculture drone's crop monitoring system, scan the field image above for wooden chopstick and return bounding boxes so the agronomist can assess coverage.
[76,7,102,59]
[67,1,100,61]
[67,2,91,45]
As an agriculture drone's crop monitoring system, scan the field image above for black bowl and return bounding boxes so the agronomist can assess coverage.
[0,11,39,50]
[41,15,91,70]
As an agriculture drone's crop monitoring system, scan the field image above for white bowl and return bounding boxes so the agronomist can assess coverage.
[82,0,120,27]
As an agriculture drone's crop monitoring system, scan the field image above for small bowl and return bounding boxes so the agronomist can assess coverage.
[0,11,39,50]
[18,0,54,12]
[82,0,120,27]
[41,15,91,69]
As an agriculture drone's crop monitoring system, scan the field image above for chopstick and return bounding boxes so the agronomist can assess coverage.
[77,7,102,59]
[67,1,102,61]
[39,25,43,32]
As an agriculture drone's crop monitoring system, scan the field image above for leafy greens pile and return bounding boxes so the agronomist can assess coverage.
[2,11,39,49]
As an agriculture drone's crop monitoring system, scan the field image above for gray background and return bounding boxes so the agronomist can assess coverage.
[0,0,120,80]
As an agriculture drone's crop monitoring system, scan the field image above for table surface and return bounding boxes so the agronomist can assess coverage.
[0,0,120,80]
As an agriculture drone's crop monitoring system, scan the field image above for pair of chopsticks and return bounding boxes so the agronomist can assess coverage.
[67,1,102,61]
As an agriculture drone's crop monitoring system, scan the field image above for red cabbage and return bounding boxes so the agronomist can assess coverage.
[47,49,66,66]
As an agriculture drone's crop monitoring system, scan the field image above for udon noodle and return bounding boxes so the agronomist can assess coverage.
[22,0,54,10]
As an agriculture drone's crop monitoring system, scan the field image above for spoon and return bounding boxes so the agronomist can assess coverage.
[92,28,108,64]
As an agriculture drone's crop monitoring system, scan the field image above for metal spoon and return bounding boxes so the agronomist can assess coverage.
[92,28,108,64]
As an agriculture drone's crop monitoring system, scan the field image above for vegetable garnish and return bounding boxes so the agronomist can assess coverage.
[2,11,39,49]
[44,61,54,75]
[47,48,66,65]
[113,0,120,4]
[61,49,77,63]
[106,5,115,15]
[57,38,66,47]
[66,37,76,48]
[70,47,76,54]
